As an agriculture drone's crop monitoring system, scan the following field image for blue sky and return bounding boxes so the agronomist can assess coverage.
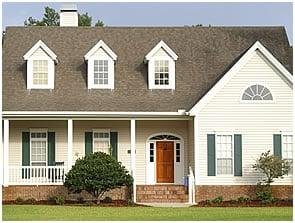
[2,2,293,43]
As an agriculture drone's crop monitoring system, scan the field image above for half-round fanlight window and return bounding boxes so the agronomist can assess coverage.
[242,84,273,101]
[150,134,180,140]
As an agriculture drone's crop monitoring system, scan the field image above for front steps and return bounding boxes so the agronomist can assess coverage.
[137,185,188,203]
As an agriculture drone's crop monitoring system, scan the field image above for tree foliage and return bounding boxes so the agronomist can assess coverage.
[95,20,104,27]
[24,7,59,26]
[24,6,104,27]
[253,150,291,185]
[78,13,92,26]
[64,152,133,203]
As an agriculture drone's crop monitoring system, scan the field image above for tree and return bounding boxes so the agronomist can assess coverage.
[64,152,133,204]
[24,6,105,27]
[252,150,291,201]
[24,6,59,26]
[78,13,92,26]
[95,20,104,27]
[253,150,291,184]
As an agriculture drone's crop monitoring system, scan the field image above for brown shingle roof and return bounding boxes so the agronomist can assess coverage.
[3,26,292,112]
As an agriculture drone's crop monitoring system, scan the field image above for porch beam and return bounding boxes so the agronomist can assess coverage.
[3,119,9,186]
[67,119,73,170]
[130,119,136,202]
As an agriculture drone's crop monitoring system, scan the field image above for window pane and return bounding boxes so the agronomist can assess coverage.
[33,60,48,85]
[216,135,233,175]
[242,85,273,101]
[154,60,169,85]
[94,60,109,86]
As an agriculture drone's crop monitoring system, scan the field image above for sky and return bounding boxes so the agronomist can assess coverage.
[2,2,293,43]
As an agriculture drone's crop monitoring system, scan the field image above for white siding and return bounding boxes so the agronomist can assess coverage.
[31,47,50,58]
[197,50,293,185]
[91,47,112,59]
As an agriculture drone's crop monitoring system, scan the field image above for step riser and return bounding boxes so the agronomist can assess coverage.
[137,185,188,203]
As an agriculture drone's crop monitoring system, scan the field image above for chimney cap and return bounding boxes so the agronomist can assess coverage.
[60,4,77,12]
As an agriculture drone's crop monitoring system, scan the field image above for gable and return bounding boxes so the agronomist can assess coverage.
[31,47,51,58]
[189,41,293,115]
[90,47,113,59]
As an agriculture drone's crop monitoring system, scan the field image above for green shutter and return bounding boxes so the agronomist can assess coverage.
[110,132,118,160]
[274,134,282,159]
[85,132,93,155]
[47,132,55,166]
[207,134,216,176]
[22,132,30,179]
[234,134,242,176]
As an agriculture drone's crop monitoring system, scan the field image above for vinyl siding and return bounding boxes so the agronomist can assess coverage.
[197,50,293,185]
[31,47,50,58]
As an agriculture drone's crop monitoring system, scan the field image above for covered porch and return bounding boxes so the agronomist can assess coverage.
[3,114,195,203]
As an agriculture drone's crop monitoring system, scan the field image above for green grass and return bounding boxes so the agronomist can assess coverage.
[2,205,292,221]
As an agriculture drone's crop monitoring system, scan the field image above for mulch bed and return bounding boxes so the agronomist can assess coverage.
[194,200,293,207]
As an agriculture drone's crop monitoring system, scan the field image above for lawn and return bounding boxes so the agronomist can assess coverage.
[2,205,292,221]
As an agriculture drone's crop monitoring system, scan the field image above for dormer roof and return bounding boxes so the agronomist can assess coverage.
[145,40,178,62]
[84,40,117,61]
[23,40,58,62]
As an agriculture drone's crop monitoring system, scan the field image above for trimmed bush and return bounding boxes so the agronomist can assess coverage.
[64,152,133,204]
[211,196,223,204]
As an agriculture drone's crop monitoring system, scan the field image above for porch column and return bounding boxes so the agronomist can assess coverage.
[130,119,136,202]
[3,119,9,186]
[193,116,199,185]
[67,119,73,170]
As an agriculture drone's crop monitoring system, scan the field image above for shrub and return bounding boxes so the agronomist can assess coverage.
[64,152,133,204]
[15,197,24,204]
[26,198,36,204]
[211,196,223,204]
[48,195,65,205]
[205,199,212,205]
[253,150,291,202]
[237,196,250,203]
[102,196,113,204]
[77,196,85,204]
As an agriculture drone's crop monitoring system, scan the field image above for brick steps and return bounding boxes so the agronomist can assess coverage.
[137,185,188,203]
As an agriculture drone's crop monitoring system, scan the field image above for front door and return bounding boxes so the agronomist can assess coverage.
[156,141,174,183]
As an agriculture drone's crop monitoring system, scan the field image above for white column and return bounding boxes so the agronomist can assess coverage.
[130,119,136,202]
[67,119,73,170]
[3,119,9,186]
[193,116,199,201]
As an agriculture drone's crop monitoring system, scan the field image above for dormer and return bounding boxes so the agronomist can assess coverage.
[144,40,178,90]
[84,40,117,89]
[23,40,57,89]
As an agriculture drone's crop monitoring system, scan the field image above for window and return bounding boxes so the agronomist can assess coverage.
[30,132,47,166]
[176,143,180,162]
[149,143,154,162]
[150,134,180,140]
[155,60,169,85]
[242,84,273,100]
[145,41,178,90]
[33,60,48,85]
[94,60,108,85]
[282,134,293,162]
[216,135,233,175]
[93,130,110,154]
[84,40,117,89]
[23,40,57,89]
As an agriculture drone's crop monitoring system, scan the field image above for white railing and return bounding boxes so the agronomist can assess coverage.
[8,166,68,185]
[188,166,195,204]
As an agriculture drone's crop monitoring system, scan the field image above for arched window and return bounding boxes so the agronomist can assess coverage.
[242,84,273,100]
[149,134,180,140]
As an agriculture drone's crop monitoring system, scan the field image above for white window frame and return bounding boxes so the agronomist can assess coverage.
[148,56,175,90]
[27,56,55,89]
[29,129,48,167]
[88,57,114,89]
[92,129,111,154]
[215,134,234,176]
[282,133,293,159]
[240,82,275,104]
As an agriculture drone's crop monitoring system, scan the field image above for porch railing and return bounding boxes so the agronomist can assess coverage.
[8,166,68,185]
[188,166,195,204]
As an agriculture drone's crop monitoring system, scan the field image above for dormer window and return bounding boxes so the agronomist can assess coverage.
[145,40,178,90]
[23,40,57,89]
[84,40,117,89]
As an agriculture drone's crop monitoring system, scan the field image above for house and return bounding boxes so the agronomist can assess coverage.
[2,6,293,203]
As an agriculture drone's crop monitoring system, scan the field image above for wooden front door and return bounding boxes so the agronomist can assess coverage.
[156,141,174,183]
